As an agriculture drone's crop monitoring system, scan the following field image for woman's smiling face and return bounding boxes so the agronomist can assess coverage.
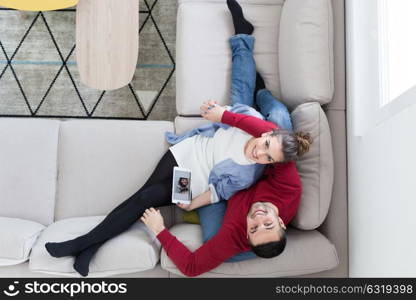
[244,131,283,164]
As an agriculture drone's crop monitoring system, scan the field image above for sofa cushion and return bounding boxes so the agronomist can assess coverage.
[176,0,284,115]
[160,224,338,277]
[279,0,334,109]
[29,216,160,277]
[0,217,45,266]
[0,118,60,225]
[55,119,175,228]
[291,102,334,229]
[174,116,210,135]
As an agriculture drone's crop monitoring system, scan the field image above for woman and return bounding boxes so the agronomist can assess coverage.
[180,0,312,263]
[44,0,311,277]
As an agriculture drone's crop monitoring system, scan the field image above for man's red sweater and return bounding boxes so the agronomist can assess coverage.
[157,110,302,277]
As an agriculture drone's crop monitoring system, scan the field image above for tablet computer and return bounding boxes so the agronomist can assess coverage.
[172,167,192,204]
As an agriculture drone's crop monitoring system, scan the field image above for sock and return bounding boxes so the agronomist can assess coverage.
[227,0,254,35]
[254,72,265,102]
[45,239,82,258]
[73,243,102,277]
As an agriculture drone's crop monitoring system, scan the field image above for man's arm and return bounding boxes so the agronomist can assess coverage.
[141,208,239,277]
[156,227,239,277]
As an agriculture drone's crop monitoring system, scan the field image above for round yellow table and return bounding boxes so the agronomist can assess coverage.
[0,0,78,11]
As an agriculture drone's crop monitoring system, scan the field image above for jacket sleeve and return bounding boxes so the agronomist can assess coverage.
[156,226,240,277]
[221,110,278,137]
[208,160,264,203]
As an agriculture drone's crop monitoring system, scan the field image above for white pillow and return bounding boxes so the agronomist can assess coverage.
[0,217,45,266]
[291,102,334,229]
[29,216,161,277]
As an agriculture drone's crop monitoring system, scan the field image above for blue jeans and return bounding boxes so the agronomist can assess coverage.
[198,34,293,262]
[229,34,293,131]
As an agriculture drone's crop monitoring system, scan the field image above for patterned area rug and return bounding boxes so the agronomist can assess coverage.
[0,0,177,121]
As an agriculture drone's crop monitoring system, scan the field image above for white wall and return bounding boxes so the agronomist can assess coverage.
[347,0,416,277]
[348,103,416,277]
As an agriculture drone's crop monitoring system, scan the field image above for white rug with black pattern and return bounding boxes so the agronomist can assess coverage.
[0,0,177,121]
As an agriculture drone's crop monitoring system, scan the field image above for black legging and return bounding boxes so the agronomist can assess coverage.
[45,150,177,273]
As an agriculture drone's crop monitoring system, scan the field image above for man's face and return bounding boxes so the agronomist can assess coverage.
[246,202,286,246]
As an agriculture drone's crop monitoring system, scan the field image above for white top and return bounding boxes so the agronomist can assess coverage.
[169,127,255,200]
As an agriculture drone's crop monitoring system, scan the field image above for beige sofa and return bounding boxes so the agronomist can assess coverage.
[0,0,347,278]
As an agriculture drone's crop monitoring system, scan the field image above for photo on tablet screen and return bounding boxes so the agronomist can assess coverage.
[172,167,192,203]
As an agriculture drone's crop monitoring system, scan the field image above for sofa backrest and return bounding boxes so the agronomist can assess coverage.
[54,119,176,227]
[0,118,60,226]
[176,0,334,114]
[176,0,284,115]
[279,0,334,109]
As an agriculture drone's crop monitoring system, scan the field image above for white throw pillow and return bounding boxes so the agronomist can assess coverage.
[291,102,334,229]
[29,216,160,277]
[0,217,45,266]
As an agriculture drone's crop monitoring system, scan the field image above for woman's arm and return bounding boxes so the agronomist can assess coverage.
[200,100,277,137]
[221,110,277,137]
[177,190,212,211]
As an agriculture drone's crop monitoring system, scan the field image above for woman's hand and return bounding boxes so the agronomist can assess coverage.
[177,190,212,211]
[200,100,226,123]
[140,208,165,235]
[176,202,194,211]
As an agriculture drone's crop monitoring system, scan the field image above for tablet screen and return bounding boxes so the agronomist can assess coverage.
[172,167,192,203]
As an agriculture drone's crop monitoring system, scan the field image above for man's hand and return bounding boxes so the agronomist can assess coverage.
[200,100,226,123]
[140,208,165,235]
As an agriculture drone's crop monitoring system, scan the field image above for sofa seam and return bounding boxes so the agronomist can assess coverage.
[318,104,322,223]
[327,0,334,99]
[53,121,62,223]
[332,242,340,266]
[22,229,44,260]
